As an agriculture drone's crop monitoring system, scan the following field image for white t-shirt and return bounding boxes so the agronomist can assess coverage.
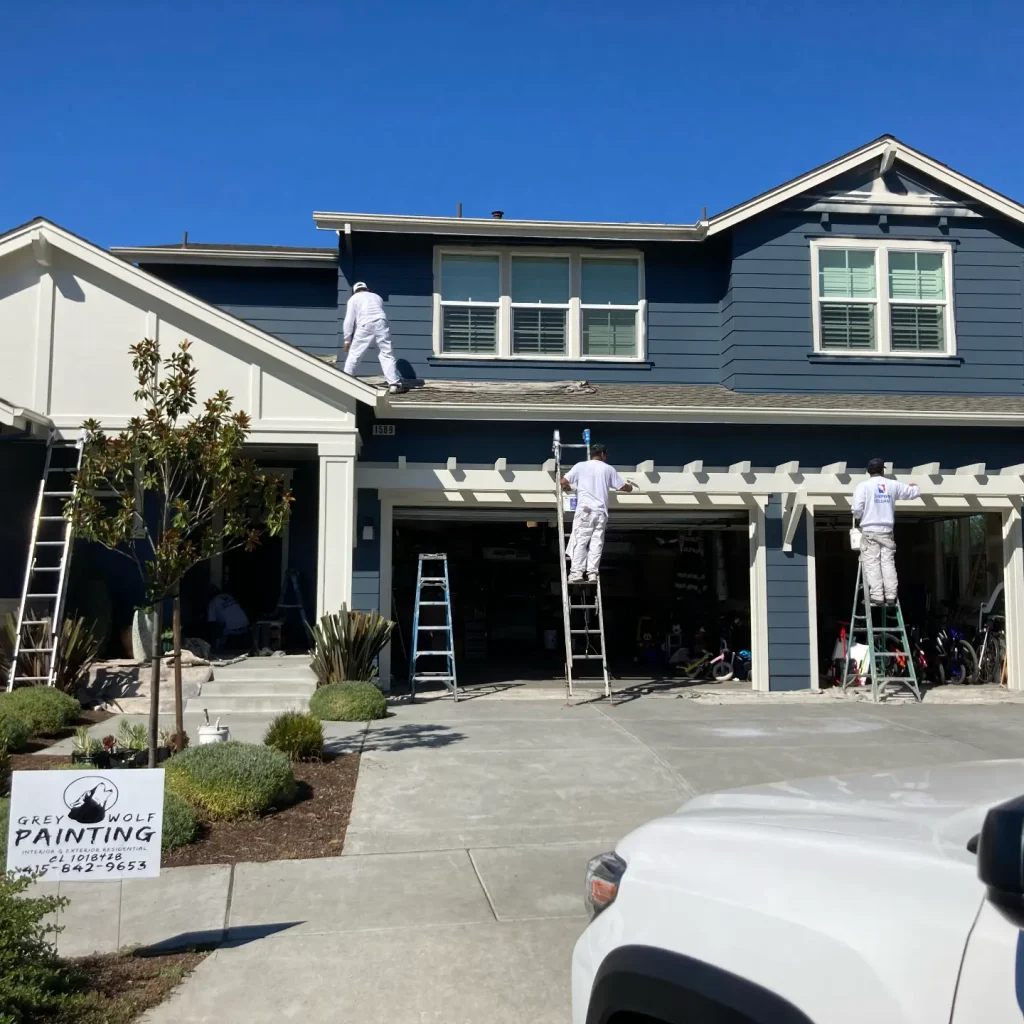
[852,477,921,533]
[343,290,388,339]
[207,593,249,633]
[565,460,626,516]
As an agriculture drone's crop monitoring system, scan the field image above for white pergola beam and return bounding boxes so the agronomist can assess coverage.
[494,457,507,471]
[912,463,940,476]
[729,461,752,475]
[398,455,407,470]
[821,461,847,475]
[1000,464,1024,477]
[446,457,457,472]
[684,460,703,473]
[782,491,807,552]
[776,461,800,475]
[956,463,986,476]
[542,458,556,472]
[637,460,655,473]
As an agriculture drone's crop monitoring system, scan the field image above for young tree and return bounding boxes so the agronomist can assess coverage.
[66,338,292,766]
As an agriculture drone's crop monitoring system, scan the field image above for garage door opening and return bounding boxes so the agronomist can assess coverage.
[390,510,751,691]
[814,512,1005,687]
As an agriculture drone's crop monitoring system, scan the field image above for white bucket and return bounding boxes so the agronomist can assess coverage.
[198,719,230,744]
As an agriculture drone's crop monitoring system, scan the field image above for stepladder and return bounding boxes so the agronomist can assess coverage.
[842,558,921,702]
[553,429,611,699]
[409,553,458,700]
[7,432,83,691]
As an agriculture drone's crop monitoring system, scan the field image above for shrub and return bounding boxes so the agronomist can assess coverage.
[162,791,201,852]
[0,745,9,798]
[264,712,323,762]
[0,869,69,1021]
[310,606,394,686]
[0,710,29,755]
[2,687,80,737]
[165,742,296,821]
[52,617,100,695]
[309,681,387,722]
[0,798,7,870]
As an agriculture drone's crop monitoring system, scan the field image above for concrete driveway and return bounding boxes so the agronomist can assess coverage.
[147,697,1024,1023]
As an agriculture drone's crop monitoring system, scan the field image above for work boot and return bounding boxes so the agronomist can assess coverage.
[568,573,584,583]
[388,382,409,395]
[587,573,600,582]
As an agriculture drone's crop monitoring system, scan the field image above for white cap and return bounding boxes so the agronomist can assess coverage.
[352,281,368,292]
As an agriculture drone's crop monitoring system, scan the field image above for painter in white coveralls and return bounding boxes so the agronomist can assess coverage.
[342,282,408,395]
[852,457,921,605]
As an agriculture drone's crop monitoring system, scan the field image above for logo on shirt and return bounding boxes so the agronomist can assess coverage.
[874,483,891,504]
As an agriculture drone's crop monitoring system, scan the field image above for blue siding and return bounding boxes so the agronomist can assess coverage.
[352,489,381,613]
[723,212,1024,394]
[340,235,729,384]
[140,263,341,359]
[352,572,381,613]
[765,497,811,691]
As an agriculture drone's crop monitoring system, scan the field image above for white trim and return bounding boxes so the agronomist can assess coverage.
[317,450,355,617]
[315,210,703,242]
[32,266,55,415]
[810,237,957,357]
[1002,504,1024,691]
[432,246,646,361]
[0,397,50,431]
[111,246,337,268]
[0,220,379,408]
[748,497,770,692]
[805,503,820,691]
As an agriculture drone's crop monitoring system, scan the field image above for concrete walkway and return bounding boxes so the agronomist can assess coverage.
[34,698,1024,1022]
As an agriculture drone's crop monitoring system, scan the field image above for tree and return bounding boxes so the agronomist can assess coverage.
[66,338,292,766]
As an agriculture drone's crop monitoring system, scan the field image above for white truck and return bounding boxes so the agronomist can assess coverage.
[572,760,1024,1024]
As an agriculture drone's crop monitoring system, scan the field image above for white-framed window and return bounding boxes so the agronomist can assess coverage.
[810,238,956,356]
[433,248,645,359]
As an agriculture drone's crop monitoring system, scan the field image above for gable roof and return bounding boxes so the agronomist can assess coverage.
[314,136,1024,242]
[0,218,377,408]
[111,241,337,267]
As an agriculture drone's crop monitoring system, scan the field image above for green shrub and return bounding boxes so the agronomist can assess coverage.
[0,710,29,754]
[162,791,201,852]
[310,606,394,685]
[309,681,387,722]
[0,868,69,1021]
[0,798,8,871]
[1,687,80,737]
[0,745,8,798]
[264,712,323,762]
[166,742,296,821]
[52,616,100,695]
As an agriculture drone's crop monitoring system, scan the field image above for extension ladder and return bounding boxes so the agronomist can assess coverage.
[409,553,458,700]
[7,432,83,691]
[273,567,311,639]
[841,559,921,702]
[553,429,611,699]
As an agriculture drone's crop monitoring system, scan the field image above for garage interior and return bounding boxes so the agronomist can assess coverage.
[390,510,751,689]
[814,511,1005,684]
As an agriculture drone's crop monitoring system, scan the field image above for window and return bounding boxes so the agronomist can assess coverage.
[434,249,645,359]
[440,254,500,353]
[810,239,955,356]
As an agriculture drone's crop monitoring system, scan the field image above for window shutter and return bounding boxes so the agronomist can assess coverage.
[820,304,875,350]
[512,308,566,354]
[442,306,498,353]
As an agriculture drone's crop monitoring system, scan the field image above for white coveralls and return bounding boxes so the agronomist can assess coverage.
[852,476,921,603]
[564,460,626,577]
[342,289,401,385]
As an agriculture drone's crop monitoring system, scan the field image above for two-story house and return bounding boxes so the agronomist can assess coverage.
[3,135,1024,695]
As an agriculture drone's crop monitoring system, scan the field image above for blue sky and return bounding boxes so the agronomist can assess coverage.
[2,0,1022,248]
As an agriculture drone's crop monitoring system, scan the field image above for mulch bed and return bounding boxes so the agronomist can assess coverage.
[165,753,360,866]
[42,950,208,1024]
[22,708,114,754]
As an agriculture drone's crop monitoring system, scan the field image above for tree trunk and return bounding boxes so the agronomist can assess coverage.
[147,601,164,769]
[173,592,184,741]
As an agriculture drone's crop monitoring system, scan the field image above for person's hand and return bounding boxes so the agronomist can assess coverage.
[343,340,351,350]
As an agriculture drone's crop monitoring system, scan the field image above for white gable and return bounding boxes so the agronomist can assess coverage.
[0,221,375,440]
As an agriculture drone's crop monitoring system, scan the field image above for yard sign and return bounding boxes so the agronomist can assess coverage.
[6,769,164,881]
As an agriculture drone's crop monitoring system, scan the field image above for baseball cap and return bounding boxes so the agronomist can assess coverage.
[353,281,368,292]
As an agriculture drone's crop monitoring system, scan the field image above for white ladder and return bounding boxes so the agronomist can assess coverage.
[553,429,611,699]
[409,553,458,700]
[7,432,83,691]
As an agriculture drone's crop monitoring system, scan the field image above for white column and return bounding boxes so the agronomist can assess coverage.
[1002,505,1024,691]
[806,504,820,691]
[747,496,769,692]
[317,439,357,617]
[377,496,394,689]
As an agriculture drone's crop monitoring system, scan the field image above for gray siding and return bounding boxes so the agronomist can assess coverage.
[765,497,811,691]
[352,571,381,613]
[723,213,1024,393]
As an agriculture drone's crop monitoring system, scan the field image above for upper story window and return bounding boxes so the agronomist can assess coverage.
[810,238,955,357]
[434,248,645,360]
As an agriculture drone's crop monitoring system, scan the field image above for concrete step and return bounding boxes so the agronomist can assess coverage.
[213,664,316,681]
[201,681,316,698]
[185,695,311,715]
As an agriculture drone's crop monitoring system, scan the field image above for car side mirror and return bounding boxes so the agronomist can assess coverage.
[977,795,1024,929]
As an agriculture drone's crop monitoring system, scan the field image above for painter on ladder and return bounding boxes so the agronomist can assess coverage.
[342,282,408,395]
[852,458,920,606]
[560,444,634,583]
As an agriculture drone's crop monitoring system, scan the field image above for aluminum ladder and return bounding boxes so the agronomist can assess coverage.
[409,553,458,700]
[7,432,83,691]
[841,559,921,702]
[553,429,611,699]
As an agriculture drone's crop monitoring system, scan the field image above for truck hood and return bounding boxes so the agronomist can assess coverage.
[665,759,1024,858]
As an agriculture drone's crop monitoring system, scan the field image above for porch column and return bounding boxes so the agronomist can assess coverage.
[317,438,357,618]
[747,496,770,692]
[1002,504,1024,691]
[377,497,394,689]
